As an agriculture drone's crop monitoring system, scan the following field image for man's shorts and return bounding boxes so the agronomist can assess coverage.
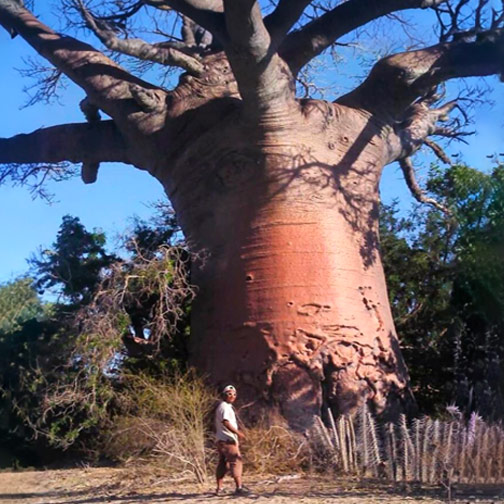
[216,439,241,463]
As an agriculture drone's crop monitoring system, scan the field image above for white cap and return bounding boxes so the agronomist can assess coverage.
[222,385,236,394]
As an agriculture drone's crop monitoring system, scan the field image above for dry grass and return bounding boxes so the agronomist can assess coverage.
[101,370,214,483]
[241,424,311,474]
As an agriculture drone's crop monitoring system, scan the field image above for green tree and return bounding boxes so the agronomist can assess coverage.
[30,215,116,305]
[0,277,43,333]
[0,278,59,465]
[381,163,504,417]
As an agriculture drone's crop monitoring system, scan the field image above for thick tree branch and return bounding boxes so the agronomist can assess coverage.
[221,0,297,117]
[0,121,129,165]
[76,0,205,76]
[385,100,458,162]
[339,32,504,117]
[279,0,442,74]
[181,15,213,47]
[223,0,269,61]
[423,137,452,164]
[143,0,226,43]
[263,0,312,46]
[0,0,164,121]
[399,157,451,214]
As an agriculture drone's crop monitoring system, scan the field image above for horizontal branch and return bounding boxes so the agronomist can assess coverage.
[279,0,440,74]
[77,0,204,76]
[339,31,504,117]
[0,121,129,165]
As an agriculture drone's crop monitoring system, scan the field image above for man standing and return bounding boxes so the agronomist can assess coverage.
[214,384,248,495]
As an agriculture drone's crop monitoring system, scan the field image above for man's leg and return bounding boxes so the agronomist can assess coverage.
[215,444,227,494]
[226,443,243,490]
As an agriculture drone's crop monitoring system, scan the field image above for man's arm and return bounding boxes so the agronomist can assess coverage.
[223,419,246,439]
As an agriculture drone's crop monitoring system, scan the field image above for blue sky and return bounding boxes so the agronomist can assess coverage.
[0,3,502,284]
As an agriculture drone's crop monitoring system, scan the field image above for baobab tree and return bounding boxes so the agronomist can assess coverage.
[0,0,502,428]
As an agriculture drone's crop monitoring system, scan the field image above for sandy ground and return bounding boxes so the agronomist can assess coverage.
[1,467,503,504]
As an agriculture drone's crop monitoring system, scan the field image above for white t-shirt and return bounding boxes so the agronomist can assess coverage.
[215,401,238,443]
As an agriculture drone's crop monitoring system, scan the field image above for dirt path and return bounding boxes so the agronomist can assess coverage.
[1,467,503,504]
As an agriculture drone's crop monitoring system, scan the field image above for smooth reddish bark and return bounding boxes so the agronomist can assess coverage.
[160,98,413,427]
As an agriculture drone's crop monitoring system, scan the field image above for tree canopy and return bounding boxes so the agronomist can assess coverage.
[0,0,502,189]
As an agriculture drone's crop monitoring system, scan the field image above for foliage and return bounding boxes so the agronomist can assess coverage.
[0,277,44,333]
[29,215,117,305]
[0,210,195,463]
[0,278,63,465]
[380,163,504,417]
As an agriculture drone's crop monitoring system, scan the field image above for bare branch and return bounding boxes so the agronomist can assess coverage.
[263,0,312,46]
[84,242,195,353]
[223,0,270,61]
[181,15,213,47]
[339,32,504,117]
[76,0,205,75]
[384,94,468,165]
[16,57,66,107]
[0,161,77,201]
[220,0,297,117]
[433,126,475,141]
[423,138,452,164]
[0,1,164,121]
[399,157,452,214]
[279,0,442,74]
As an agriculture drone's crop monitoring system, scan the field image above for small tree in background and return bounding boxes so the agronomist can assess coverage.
[1,211,195,457]
[29,215,117,306]
[381,163,504,418]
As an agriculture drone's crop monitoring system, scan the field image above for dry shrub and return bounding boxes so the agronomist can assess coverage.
[101,370,214,483]
[101,416,158,460]
[240,424,311,475]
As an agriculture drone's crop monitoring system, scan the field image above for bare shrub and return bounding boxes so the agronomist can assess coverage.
[77,242,195,356]
[101,370,214,484]
[240,424,311,475]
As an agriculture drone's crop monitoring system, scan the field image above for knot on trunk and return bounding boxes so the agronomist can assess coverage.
[79,97,101,123]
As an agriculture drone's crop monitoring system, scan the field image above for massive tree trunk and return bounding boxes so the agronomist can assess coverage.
[2,0,501,429]
[159,96,413,427]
